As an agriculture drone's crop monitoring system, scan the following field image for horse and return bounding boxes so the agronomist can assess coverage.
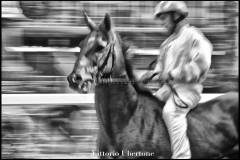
[67,12,239,159]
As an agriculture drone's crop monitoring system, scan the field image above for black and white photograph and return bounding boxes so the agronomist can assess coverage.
[2,1,239,159]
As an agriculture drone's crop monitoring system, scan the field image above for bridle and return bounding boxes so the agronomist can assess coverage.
[93,40,143,85]
[96,41,115,80]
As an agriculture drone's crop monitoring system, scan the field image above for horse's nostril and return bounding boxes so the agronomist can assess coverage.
[67,73,83,85]
[76,75,82,81]
[67,74,77,84]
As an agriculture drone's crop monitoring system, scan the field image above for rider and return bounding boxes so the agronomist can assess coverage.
[140,1,213,159]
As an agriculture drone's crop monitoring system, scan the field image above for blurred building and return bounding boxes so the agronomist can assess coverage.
[2,1,239,93]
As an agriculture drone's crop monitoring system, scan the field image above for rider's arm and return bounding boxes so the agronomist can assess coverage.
[186,36,212,82]
[170,32,213,83]
[140,52,164,83]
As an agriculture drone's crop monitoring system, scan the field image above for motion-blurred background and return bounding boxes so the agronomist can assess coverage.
[2,1,239,159]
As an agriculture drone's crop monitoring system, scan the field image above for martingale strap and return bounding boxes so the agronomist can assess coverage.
[96,77,137,84]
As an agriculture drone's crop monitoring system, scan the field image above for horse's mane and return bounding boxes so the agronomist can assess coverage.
[114,32,154,97]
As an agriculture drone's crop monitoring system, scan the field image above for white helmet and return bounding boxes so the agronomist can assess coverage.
[154,1,188,18]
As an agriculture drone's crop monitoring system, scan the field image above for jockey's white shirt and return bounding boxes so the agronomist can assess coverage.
[154,21,213,159]
[157,22,213,106]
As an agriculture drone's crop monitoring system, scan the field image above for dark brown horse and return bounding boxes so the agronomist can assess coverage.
[67,12,239,159]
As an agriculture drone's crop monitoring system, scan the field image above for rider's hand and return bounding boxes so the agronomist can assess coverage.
[169,68,182,81]
[140,71,153,84]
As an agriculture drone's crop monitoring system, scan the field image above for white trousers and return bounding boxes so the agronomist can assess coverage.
[153,84,200,159]
[163,94,193,159]
[153,90,195,159]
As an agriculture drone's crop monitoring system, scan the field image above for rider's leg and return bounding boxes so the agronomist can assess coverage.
[162,94,193,159]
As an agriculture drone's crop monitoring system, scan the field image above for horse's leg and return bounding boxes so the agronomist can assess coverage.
[97,131,123,159]
[97,132,111,159]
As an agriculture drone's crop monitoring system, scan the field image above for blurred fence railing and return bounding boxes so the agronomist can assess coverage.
[5,46,226,55]
[2,93,224,105]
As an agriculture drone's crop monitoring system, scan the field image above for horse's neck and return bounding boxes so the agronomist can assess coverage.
[95,82,137,145]
[95,46,138,137]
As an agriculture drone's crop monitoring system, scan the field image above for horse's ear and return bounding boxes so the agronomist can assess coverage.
[82,10,97,31]
[100,13,112,32]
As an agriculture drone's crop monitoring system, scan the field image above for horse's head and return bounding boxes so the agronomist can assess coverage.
[67,12,119,93]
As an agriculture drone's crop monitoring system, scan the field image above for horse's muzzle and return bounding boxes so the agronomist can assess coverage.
[67,73,80,90]
[67,73,93,93]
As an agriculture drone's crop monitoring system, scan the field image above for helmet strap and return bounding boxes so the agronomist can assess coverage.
[174,14,185,24]
[170,12,185,34]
